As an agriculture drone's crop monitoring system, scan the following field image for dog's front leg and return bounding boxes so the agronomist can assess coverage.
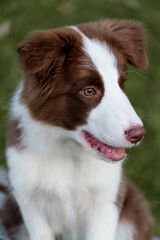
[86,202,119,240]
[15,195,54,240]
[7,148,54,240]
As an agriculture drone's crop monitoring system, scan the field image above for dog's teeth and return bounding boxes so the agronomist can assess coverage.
[108,149,111,153]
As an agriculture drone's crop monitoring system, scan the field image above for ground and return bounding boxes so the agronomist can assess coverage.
[0,0,160,236]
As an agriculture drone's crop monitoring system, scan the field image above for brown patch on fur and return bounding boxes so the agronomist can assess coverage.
[78,20,148,69]
[116,177,153,240]
[6,117,23,149]
[1,196,23,238]
[0,184,9,194]
[18,28,104,130]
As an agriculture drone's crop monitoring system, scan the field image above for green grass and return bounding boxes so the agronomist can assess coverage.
[0,0,160,236]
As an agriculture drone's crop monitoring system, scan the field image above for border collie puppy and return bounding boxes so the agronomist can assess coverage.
[6,20,153,240]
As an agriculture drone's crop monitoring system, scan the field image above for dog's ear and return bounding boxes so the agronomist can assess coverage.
[17,28,80,74]
[105,20,148,68]
[97,20,148,68]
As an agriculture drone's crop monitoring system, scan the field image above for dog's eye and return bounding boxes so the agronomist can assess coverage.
[82,88,95,96]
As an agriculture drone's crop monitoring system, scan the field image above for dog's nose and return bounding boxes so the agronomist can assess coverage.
[125,126,146,144]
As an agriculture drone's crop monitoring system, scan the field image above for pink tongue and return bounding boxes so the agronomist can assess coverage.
[82,131,125,161]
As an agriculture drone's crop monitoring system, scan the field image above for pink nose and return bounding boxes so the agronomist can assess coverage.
[125,126,146,144]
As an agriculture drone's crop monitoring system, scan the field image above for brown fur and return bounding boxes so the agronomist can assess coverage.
[116,178,153,240]
[78,20,148,68]
[0,184,8,195]
[18,28,104,130]
[1,196,23,235]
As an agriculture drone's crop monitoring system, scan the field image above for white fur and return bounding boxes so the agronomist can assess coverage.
[6,28,141,240]
[116,221,136,240]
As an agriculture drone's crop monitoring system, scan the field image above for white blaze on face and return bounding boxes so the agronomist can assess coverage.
[77,29,143,149]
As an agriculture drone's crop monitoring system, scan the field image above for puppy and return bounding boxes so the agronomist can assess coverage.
[6,20,153,240]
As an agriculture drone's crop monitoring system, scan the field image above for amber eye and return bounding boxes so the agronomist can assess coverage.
[82,88,95,96]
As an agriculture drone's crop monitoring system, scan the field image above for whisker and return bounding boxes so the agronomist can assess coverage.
[139,114,152,118]
[139,115,152,124]
[125,153,133,162]
[126,70,152,82]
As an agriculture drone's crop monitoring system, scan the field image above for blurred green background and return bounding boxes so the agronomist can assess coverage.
[0,0,160,236]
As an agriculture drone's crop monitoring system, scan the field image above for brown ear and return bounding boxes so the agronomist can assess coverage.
[17,28,79,74]
[101,20,148,68]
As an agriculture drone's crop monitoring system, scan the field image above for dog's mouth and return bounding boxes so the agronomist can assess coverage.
[82,131,125,162]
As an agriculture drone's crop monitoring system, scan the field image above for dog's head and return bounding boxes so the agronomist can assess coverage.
[17,20,147,162]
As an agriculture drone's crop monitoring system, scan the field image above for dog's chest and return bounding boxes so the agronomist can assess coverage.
[31,153,121,227]
[8,147,122,234]
[32,175,119,236]
[34,152,122,197]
